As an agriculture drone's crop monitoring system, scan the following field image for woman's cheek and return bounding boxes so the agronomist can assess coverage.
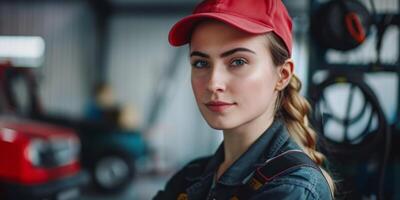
[235,75,272,105]
[191,77,206,101]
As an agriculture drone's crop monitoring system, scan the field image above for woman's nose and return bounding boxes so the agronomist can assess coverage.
[207,67,227,93]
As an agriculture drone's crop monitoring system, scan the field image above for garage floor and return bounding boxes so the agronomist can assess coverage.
[81,172,172,200]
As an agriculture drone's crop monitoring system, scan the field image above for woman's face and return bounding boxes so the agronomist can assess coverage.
[190,21,280,131]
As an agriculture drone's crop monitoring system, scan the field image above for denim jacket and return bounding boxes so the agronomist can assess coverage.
[153,118,333,200]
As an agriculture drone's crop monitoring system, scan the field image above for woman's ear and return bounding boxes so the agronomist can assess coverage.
[275,59,294,91]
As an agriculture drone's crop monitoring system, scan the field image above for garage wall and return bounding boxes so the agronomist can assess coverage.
[322,0,399,124]
[0,2,96,117]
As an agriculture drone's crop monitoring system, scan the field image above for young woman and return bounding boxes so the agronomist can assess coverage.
[154,0,335,199]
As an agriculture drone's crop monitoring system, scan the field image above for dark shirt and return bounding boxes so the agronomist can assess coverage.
[153,118,333,200]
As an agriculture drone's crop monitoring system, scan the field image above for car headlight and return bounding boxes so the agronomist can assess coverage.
[27,138,80,168]
[50,138,80,166]
[27,138,47,167]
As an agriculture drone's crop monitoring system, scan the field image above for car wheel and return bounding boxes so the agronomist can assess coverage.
[92,151,135,193]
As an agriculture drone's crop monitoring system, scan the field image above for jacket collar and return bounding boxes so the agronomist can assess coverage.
[186,117,290,187]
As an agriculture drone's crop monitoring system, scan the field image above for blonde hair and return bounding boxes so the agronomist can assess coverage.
[266,33,336,197]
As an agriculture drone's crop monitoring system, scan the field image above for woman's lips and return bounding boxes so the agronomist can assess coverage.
[205,101,235,112]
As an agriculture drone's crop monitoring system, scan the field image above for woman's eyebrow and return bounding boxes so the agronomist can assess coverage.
[190,48,255,58]
[190,51,209,58]
[220,48,256,57]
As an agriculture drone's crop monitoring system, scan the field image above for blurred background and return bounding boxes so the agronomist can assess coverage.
[0,0,399,199]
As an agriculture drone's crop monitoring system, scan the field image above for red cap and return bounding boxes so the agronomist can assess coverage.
[168,0,293,56]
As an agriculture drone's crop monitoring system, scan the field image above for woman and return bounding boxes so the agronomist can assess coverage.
[154,0,335,199]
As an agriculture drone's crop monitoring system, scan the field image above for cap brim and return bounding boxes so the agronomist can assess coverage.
[169,12,273,46]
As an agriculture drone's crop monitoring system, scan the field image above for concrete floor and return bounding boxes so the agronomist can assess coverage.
[81,172,172,200]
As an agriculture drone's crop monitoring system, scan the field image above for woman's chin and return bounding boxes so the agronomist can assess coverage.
[200,109,241,130]
[205,119,236,130]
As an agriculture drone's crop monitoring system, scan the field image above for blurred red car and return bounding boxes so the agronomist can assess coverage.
[0,117,88,200]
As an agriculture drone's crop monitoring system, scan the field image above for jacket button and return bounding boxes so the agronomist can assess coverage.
[177,193,188,200]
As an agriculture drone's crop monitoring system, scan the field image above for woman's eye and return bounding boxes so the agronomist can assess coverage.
[231,58,247,67]
[191,60,209,68]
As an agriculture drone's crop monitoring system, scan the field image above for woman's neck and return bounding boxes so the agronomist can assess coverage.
[217,114,275,179]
